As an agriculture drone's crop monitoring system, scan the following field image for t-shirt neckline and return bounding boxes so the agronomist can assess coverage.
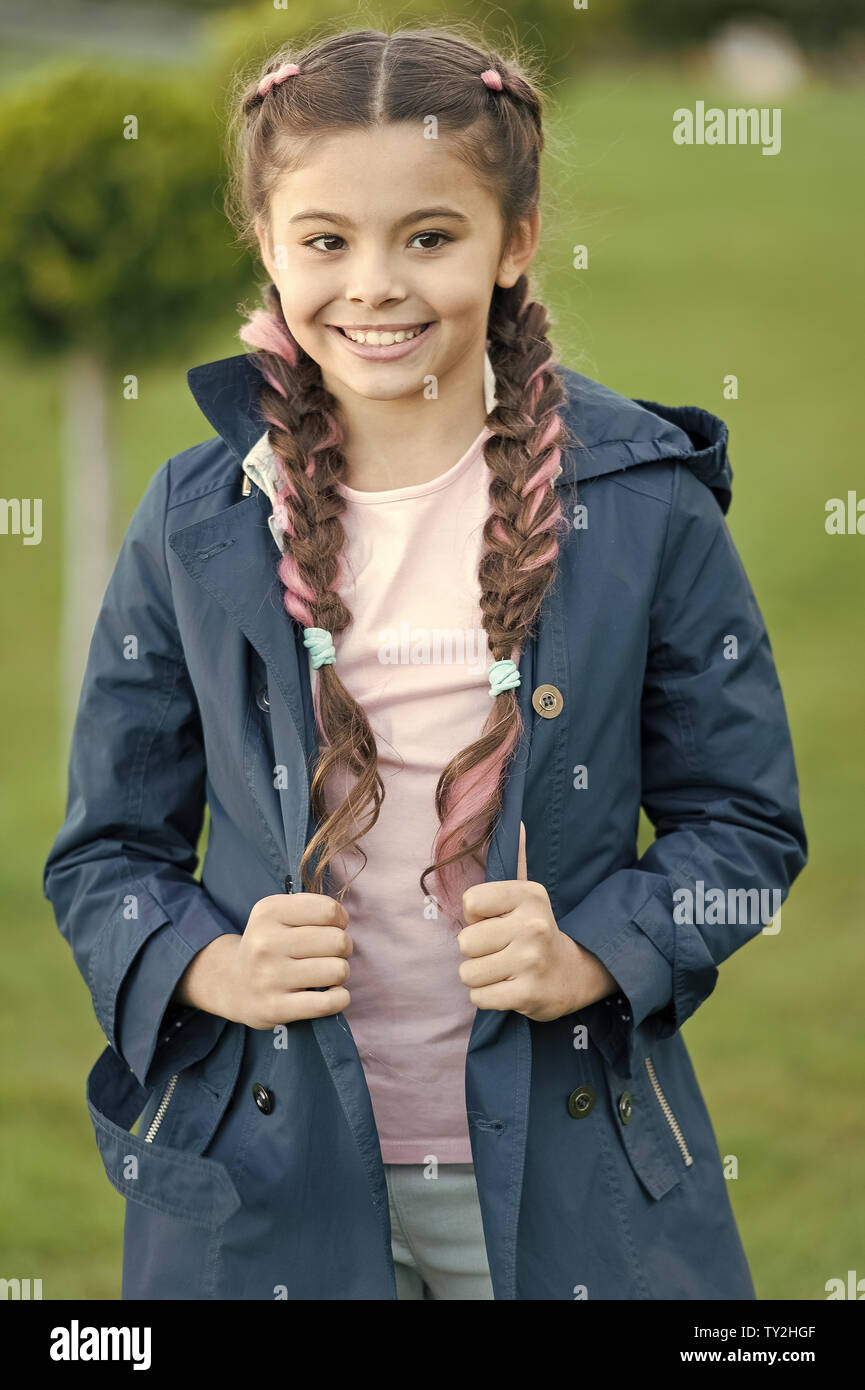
[336,424,493,505]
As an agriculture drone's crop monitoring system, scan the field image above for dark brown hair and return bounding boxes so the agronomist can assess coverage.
[224,23,579,926]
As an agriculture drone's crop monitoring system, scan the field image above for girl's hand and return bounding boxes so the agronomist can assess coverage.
[457,823,619,1023]
[175,893,353,1028]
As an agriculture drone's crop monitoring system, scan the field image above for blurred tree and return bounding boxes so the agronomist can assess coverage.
[0,61,254,764]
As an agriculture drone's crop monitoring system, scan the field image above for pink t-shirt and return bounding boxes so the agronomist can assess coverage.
[322,422,495,1164]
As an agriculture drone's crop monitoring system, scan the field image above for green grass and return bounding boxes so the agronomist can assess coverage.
[2,62,862,1300]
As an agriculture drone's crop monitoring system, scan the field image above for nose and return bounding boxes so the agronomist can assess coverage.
[344,247,407,309]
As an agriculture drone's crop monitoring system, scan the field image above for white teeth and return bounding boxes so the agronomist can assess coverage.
[341,324,427,345]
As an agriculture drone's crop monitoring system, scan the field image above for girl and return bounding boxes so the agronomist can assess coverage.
[44,25,807,1301]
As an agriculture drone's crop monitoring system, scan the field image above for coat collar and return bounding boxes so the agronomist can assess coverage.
[186,351,733,516]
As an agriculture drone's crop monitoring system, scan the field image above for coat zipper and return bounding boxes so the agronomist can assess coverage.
[644,1056,693,1166]
[144,1073,179,1144]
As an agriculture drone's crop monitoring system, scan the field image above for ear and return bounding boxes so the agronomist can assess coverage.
[495,209,540,290]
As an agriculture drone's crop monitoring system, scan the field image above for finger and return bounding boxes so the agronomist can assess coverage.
[467,980,527,1013]
[457,917,515,958]
[283,956,351,990]
[281,986,351,1021]
[274,892,350,928]
[458,944,516,988]
[462,823,540,924]
[462,879,526,925]
[271,926,353,959]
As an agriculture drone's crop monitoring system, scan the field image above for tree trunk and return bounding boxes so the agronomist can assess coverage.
[59,347,112,781]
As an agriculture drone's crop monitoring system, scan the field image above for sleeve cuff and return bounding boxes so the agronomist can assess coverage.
[556,887,677,1078]
[115,915,238,1089]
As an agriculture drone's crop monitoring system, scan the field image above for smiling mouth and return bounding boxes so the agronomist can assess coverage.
[332,322,432,345]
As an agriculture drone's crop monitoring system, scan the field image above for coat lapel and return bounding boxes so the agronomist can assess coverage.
[167,483,315,877]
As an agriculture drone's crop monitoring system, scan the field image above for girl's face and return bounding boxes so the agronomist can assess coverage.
[255,123,538,408]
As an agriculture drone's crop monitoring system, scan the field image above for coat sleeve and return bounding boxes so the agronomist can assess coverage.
[556,460,808,1077]
[42,459,242,1092]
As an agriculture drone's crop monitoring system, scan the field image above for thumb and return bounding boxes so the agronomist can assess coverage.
[516,820,528,881]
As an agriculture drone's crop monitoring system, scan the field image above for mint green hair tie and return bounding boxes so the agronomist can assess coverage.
[488,658,520,697]
[303,626,336,669]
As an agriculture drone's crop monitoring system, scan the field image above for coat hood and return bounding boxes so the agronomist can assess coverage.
[186,352,733,516]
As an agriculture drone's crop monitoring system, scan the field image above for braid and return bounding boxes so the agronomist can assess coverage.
[419,275,573,924]
[241,284,385,899]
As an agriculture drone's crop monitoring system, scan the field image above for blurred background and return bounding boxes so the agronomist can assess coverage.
[1,0,862,1299]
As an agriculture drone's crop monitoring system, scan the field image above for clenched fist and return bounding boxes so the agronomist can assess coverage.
[457,822,619,1022]
[174,892,353,1028]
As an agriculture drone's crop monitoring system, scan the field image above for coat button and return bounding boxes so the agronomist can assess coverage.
[252,1082,273,1114]
[532,683,563,718]
[256,686,270,711]
[567,1086,595,1118]
[618,1091,633,1125]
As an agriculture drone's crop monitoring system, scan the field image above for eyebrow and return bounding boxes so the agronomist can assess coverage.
[287,206,471,227]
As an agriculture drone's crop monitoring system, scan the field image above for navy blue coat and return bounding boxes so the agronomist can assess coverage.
[43,353,807,1300]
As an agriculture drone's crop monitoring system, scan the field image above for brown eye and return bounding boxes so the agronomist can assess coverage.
[409,231,452,250]
[305,235,345,253]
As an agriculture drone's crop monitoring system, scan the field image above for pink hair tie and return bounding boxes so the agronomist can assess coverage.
[480,68,503,91]
[258,62,301,97]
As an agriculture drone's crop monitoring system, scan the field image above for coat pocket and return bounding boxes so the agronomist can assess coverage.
[600,1051,685,1201]
[86,1045,242,1231]
[137,1017,245,1155]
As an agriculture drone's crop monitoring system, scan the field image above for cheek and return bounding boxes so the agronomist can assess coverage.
[276,263,334,318]
[420,249,493,309]
[432,273,492,319]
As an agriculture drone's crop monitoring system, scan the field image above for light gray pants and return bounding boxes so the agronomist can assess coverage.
[384,1162,495,1300]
